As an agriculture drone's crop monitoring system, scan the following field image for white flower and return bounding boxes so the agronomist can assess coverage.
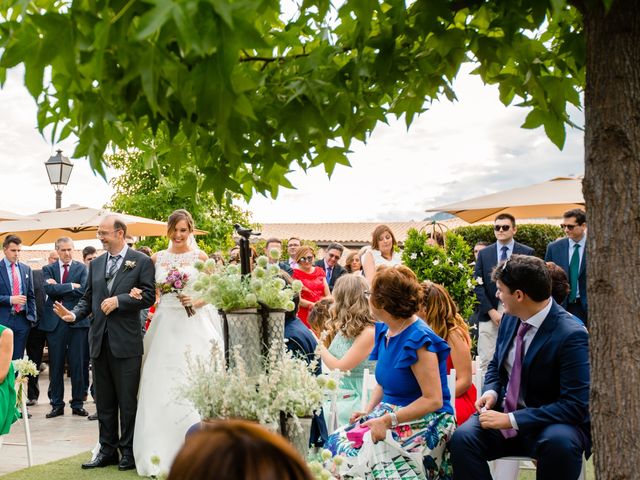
[124,260,136,270]
[466,278,474,289]
[476,276,484,285]
[257,256,269,268]
[409,252,418,260]
[432,259,440,266]
[458,262,465,269]
[321,449,333,461]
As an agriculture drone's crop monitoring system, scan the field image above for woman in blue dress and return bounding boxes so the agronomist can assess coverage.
[326,265,456,479]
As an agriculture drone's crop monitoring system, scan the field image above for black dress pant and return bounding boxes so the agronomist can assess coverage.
[93,334,141,456]
[26,326,47,401]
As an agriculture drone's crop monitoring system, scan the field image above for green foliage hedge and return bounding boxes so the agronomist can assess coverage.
[402,229,477,320]
[452,224,564,259]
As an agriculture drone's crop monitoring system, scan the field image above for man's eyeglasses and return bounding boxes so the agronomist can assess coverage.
[126,243,134,247]
[494,225,511,232]
[298,256,314,263]
[560,224,578,231]
[96,229,121,238]
[327,253,341,260]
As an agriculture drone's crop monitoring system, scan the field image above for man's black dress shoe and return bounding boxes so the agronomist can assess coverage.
[81,452,119,469]
[26,399,37,407]
[45,407,64,418]
[88,413,98,421]
[72,407,89,417]
[118,455,136,471]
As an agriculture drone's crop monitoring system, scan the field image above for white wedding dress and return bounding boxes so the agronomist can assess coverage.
[133,250,223,477]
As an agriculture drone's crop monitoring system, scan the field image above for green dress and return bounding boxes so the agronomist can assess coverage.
[324,332,376,428]
[0,325,18,436]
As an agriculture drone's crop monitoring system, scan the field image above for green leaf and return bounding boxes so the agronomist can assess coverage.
[209,0,234,29]
[135,0,175,40]
[521,108,545,129]
[233,94,257,119]
[543,115,566,149]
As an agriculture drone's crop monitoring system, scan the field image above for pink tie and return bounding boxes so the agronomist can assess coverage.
[11,262,21,313]
[501,321,532,438]
[62,264,70,283]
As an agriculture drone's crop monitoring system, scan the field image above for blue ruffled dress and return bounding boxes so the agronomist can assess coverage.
[326,320,456,479]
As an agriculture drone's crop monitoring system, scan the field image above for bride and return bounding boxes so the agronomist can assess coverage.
[132,209,223,477]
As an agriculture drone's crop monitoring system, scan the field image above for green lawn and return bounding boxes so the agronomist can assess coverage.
[1,452,594,480]
[0,452,139,480]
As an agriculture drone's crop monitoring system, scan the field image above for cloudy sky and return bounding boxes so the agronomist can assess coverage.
[0,64,584,224]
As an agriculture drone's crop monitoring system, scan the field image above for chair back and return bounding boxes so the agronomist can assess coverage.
[472,357,483,400]
[446,369,456,416]
[360,368,378,411]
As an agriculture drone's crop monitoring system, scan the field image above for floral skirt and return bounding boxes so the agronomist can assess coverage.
[326,403,456,480]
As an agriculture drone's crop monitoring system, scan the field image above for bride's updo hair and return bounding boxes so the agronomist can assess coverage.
[167,209,194,235]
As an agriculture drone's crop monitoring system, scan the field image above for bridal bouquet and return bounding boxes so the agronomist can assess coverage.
[157,267,196,317]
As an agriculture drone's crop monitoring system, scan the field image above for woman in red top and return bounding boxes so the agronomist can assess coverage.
[419,281,477,425]
[292,246,331,329]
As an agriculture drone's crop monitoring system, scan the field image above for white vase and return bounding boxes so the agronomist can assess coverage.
[223,308,262,378]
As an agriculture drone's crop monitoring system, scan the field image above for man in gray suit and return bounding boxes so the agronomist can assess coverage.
[54,216,155,471]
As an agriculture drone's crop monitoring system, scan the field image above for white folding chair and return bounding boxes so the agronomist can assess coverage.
[492,456,586,480]
[472,358,483,401]
[360,368,378,411]
[446,369,456,417]
[4,378,34,466]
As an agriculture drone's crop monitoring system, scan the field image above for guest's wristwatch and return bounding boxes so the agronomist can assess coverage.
[389,412,398,427]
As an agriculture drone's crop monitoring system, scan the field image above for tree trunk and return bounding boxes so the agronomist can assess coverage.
[583,1,640,478]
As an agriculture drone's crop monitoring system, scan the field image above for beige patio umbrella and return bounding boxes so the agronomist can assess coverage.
[0,205,207,246]
[0,210,29,221]
[428,177,584,223]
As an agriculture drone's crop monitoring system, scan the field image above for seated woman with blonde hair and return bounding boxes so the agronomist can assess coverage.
[419,281,476,425]
[168,419,314,480]
[327,266,455,479]
[317,275,376,426]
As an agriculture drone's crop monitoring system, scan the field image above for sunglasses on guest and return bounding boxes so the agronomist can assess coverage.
[494,225,511,232]
[298,256,314,263]
[560,224,578,231]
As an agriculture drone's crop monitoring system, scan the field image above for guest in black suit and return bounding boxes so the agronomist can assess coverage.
[0,235,36,360]
[265,237,293,275]
[25,251,58,406]
[473,214,534,374]
[545,209,588,326]
[41,237,89,418]
[81,246,97,411]
[314,243,346,292]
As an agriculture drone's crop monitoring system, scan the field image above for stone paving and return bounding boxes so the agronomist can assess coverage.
[0,370,98,476]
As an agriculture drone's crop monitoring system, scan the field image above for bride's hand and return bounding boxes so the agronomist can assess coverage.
[178,294,193,308]
[129,287,143,300]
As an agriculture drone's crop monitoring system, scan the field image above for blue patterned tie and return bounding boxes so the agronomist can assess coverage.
[500,246,509,262]
[326,266,332,283]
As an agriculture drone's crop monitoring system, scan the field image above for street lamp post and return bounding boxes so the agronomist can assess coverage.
[44,150,74,209]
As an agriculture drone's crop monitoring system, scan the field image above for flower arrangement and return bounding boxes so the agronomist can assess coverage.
[13,357,38,407]
[157,266,195,316]
[192,254,301,312]
[181,341,324,430]
[402,228,478,319]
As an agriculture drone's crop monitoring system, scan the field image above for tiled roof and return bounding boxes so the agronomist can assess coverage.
[257,218,561,246]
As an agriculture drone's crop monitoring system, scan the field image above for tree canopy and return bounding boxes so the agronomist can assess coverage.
[0,0,585,200]
[106,148,252,253]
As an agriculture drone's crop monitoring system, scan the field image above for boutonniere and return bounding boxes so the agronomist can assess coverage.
[124,260,137,270]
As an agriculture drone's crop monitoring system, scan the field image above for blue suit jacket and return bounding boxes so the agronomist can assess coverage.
[41,260,89,331]
[483,301,591,449]
[473,242,535,322]
[0,260,36,324]
[545,238,587,311]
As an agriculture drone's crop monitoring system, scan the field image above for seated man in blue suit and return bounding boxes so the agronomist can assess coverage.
[450,255,590,480]
[41,237,89,418]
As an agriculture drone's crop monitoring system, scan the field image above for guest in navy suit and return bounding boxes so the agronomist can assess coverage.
[0,235,36,360]
[473,214,534,373]
[545,209,588,326]
[450,255,590,480]
[41,237,89,418]
[314,243,346,292]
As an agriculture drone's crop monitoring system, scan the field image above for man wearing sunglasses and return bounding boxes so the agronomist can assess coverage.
[545,209,588,326]
[474,214,534,375]
[315,242,346,291]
